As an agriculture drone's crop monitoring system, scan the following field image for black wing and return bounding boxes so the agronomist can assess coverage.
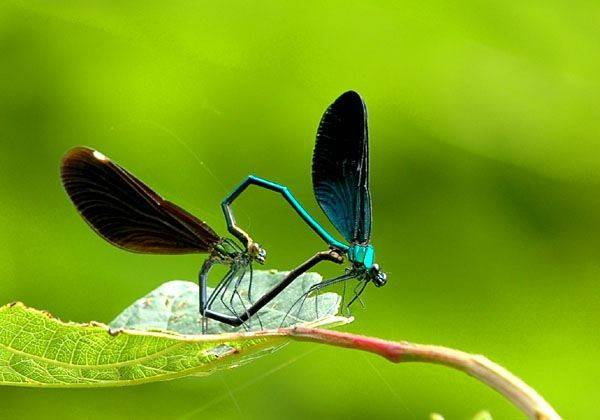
[61,147,221,254]
[312,91,372,244]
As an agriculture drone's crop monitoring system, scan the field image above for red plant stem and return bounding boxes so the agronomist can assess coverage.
[283,327,560,420]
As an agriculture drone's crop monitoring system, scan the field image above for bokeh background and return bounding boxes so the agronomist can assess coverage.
[1,1,598,418]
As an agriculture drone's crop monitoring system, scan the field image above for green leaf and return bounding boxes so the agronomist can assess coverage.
[110,270,343,334]
[0,270,350,387]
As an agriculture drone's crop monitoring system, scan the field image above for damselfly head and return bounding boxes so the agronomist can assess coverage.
[369,263,387,287]
[248,241,267,264]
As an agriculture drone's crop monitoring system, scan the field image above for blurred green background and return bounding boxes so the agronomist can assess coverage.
[1,1,598,418]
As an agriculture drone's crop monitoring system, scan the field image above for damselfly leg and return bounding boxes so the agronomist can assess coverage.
[224,263,254,331]
[281,270,357,327]
[348,279,369,308]
[198,250,342,329]
[230,263,264,330]
[199,259,244,332]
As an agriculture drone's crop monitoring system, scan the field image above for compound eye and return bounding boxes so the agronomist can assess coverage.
[370,267,387,287]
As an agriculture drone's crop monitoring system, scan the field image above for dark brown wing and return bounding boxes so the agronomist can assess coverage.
[60,147,221,254]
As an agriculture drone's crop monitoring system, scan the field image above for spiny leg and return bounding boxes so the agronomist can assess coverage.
[223,230,262,330]
[237,250,344,328]
[231,263,247,303]
[206,263,237,310]
[244,263,264,330]
[341,279,350,317]
[286,272,356,326]
[218,264,245,319]
[198,250,342,328]
[210,244,249,324]
[228,264,246,311]
[347,279,369,309]
[247,262,254,303]
[227,263,251,331]
[314,286,320,320]
[306,272,357,317]
[204,262,241,327]
[199,260,253,328]
[199,259,240,333]
[281,271,357,327]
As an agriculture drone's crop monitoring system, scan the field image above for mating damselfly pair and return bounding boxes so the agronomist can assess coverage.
[61,91,386,331]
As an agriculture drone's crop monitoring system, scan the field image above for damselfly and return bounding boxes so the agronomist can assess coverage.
[221,91,386,318]
[61,147,275,330]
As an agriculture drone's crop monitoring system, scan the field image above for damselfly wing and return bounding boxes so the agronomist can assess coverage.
[61,147,221,254]
[313,90,372,244]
